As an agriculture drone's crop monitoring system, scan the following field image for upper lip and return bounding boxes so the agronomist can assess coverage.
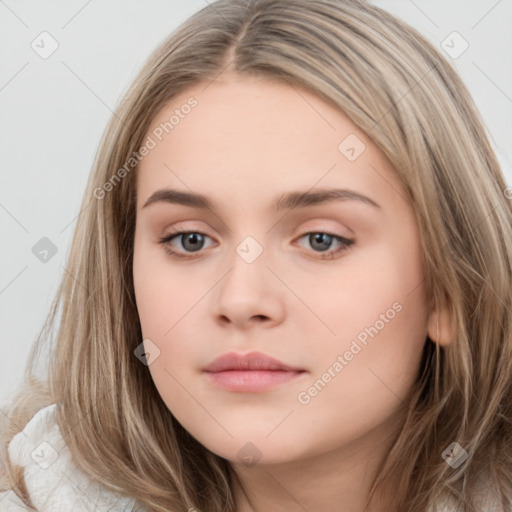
[203,351,304,372]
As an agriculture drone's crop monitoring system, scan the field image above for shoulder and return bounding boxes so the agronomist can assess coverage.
[0,403,143,511]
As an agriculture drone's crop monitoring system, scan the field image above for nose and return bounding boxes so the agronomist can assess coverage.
[212,244,286,330]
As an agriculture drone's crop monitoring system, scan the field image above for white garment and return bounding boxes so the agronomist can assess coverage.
[0,403,144,512]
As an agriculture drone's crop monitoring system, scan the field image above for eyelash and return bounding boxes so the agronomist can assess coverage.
[158,229,354,260]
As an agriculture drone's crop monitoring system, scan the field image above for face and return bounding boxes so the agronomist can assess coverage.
[132,74,431,466]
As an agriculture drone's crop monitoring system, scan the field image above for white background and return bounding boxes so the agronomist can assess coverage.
[1,0,511,404]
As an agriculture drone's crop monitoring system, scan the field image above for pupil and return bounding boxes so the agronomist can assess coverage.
[183,233,203,252]
[311,233,332,252]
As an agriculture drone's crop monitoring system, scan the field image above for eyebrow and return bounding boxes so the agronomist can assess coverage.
[142,187,381,211]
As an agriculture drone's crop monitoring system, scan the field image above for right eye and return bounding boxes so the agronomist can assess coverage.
[158,231,215,259]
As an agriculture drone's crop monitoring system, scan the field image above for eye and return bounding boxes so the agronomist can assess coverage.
[158,231,214,259]
[295,231,354,260]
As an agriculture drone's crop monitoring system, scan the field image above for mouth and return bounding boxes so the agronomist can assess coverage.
[204,369,306,392]
[202,351,307,392]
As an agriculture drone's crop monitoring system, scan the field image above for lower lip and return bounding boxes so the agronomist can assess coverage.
[204,370,305,392]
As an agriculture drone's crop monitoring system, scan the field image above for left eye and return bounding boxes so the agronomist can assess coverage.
[295,231,354,258]
[158,231,354,260]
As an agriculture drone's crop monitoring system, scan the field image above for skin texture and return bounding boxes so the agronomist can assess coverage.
[132,74,451,512]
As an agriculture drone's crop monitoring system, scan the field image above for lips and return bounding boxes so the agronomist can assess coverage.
[203,351,304,373]
[202,351,306,392]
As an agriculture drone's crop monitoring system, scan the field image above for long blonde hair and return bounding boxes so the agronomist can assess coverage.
[2,0,512,510]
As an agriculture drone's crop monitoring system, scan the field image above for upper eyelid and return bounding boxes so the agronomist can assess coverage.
[163,218,352,237]
[164,227,351,239]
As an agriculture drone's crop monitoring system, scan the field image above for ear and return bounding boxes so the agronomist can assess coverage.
[427,304,453,346]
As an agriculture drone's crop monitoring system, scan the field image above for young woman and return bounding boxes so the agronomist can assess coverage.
[1,0,511,511]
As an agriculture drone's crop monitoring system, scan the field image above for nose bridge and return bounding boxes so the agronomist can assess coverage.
[222,205,273,268]
[221,232,269,294]
[212,228,285,326]
[235,234,266,266]
[216,203,288,288]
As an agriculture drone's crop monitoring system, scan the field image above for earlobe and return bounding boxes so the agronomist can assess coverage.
[427,306,453,346]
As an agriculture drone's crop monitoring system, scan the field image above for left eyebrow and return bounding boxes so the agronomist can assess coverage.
[141,187,381,211]
[274,188,381,211]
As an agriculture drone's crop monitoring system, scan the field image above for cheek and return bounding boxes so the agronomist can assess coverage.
[132,239,207,384]
[308,237,429,398]
[316,239,426,338]
[290,255,428,453]
[133,236,198,338]
[132,251,201,428]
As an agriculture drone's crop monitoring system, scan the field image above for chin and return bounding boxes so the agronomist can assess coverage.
[190,429,309,468]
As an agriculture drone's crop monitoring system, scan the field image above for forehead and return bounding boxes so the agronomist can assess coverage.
[135,75,407,213]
